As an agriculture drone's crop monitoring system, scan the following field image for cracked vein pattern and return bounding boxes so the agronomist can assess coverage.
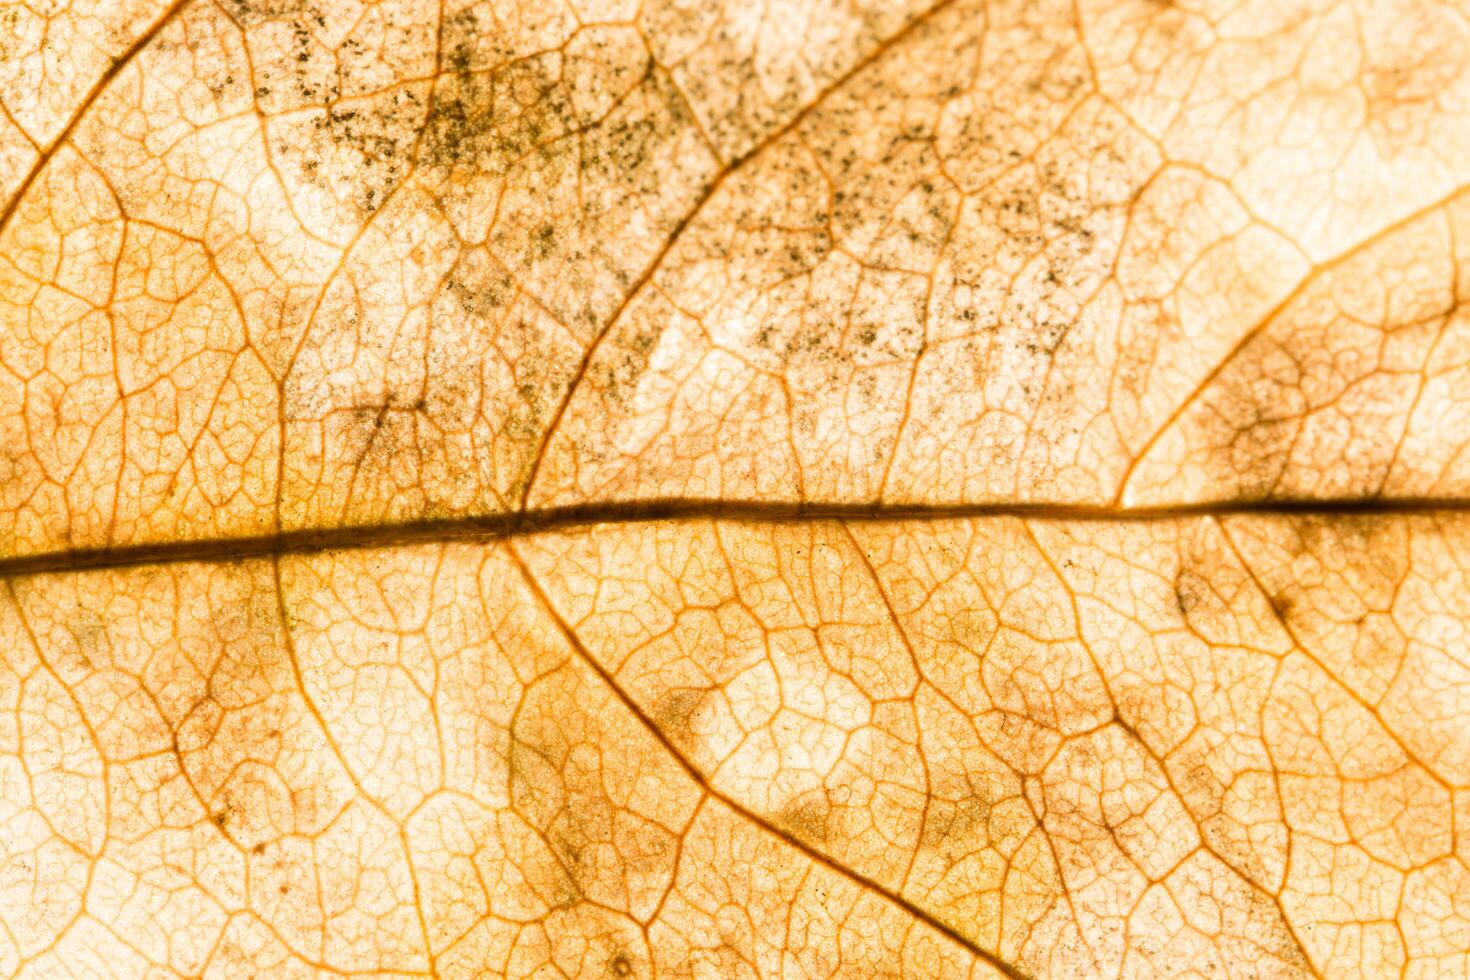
[0,0,930,557]
[3,516,1469,976]
[5,1,1470,977]
[6,0,1470,558]
[0,0,177,206]
[1126,194,1470,504]
[0,536,1010,978]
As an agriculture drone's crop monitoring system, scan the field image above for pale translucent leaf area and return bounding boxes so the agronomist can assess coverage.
[4,1,1470,978]
[0,0,177,206]
[3,517,1469,976]
[0,540,1009,978]
[6,0,1470,558]
[0,0,931,557]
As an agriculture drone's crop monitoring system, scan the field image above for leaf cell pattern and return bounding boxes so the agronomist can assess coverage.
[2,0,1470,977]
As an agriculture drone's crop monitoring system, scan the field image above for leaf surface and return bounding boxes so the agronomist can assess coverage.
[3,1,1470,977]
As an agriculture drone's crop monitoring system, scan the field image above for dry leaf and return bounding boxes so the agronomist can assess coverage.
[2,0,1469,976]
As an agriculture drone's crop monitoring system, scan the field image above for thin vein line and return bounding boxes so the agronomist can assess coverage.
[3,496,1469,577]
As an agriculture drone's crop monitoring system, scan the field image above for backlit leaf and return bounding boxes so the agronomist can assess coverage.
[3,1,1469,976]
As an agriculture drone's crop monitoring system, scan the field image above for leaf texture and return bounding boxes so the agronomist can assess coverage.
[3,0,1470,977]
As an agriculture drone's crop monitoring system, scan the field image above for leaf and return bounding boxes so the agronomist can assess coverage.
[1,0,1468,977]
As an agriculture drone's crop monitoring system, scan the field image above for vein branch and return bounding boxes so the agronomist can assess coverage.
[0,0,196,240]
[516,0,962,509]
[505,541,1033,980]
